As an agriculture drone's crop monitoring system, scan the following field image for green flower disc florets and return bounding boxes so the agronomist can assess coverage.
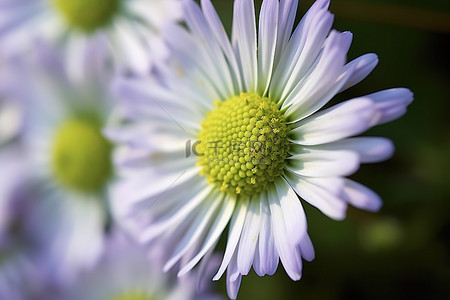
[53,0,121,33]
[110,292,154,300]
[51,118,112,193]
[197,92,290,197]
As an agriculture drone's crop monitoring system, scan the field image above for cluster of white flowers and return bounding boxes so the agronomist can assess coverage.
[0,0,412,299]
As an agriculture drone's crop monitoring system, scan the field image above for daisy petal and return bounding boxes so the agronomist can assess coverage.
[178,193,236,277]
[112,77,204,134]
[201,0,243,91]
[289,98,380,145]
[268,184,303,280]
[213,197,249,281]
[163,195,221,272]
[339,53,379,92]
[114,169,202,226]
[182,0,236,98]
[287,149,360,177]
[274,177,307,246]
[299,233,315,262]
[163,23,225,101]
[283,30,353,119]
[270,7,334,102]
[341,179,382,212]
[254,193,279,276]
[293,137,394,163]
[367,88,414,125]
[226,251,242,300]
[29,191,105,283]
[274,0,298,59]
[110,22,150,74]
[284,171,347,220]
[257,0,279,95]
[232,0,257,92]
[175,196,224,277]
[139,185,214,244]
[237,197,261,275]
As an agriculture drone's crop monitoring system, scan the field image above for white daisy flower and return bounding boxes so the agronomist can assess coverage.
[108,0,413,298]
[61,229,222,300]
[0,0,182,73]
[1,40,119,285]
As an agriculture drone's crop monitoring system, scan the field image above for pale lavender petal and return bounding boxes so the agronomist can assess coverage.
[274,177,307,246]
[368,88,414,125]
[254,192,279,276]
[109,22,151,74]
[341,179,383,212]
[282,30,353,119]
[232,0,257,92]
[200,0,243,91]
[237,197,260,275]
[182,0,236,98]
[28,191,105,284]
[274,0,299,55]
[178,194,236,277]
[163,23,225,101]
[139,185,214,244]
[294,137,395,163]
[290,98,381,145]
[213,197,249,281]
[268,183,303,280]
[257,0,279,95]
[286,149,360,177]
[299,234,315,262]
[339,53,379,92]
[285,171,348,220]
[226,251,242,300]
[270,6,334,101]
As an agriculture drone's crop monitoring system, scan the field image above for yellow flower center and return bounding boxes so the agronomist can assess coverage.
[51,118,112,193]
[197,93,290,196]
[52,0,121,33]
[110,291,154,300]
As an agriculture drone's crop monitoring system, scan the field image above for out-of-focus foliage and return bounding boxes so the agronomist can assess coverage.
[210,0,450,298]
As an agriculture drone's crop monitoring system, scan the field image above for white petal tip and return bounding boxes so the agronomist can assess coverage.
[212,275,221,281]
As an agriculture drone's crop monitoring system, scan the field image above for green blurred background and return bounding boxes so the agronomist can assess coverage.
[209,0,450,298]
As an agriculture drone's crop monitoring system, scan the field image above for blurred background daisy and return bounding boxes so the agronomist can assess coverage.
[0,39,122,287]
[59,229,222,300]
[0,0,182,73]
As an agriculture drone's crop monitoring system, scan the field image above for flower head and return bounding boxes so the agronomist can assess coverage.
[52,0,122,33]
[61,230,222,300]
[0,39,120,285]
[109,0,413,298]
[0,0,182,73]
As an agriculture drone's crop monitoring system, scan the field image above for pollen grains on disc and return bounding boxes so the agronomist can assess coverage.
[51,117,112,194]
[52,0,121,33]
[197,92,290,196]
